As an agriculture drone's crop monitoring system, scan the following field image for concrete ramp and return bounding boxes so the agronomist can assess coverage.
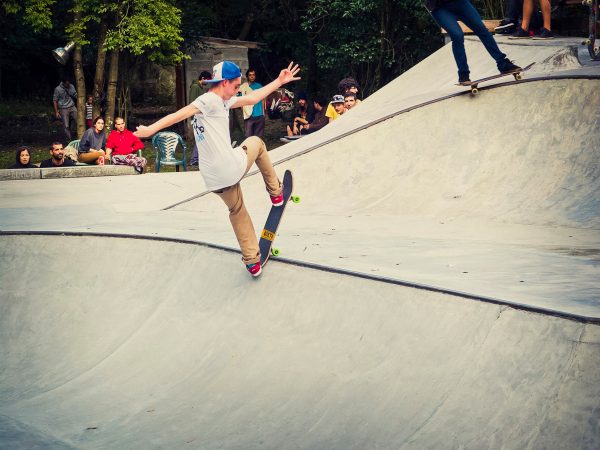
[165,39,600,316]
[1,234,599,449]
[176,77,600,315]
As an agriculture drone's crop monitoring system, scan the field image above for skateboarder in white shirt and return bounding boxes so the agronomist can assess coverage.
[135,61,301,277]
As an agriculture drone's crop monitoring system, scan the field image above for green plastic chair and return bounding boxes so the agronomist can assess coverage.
[152,131,187,172]
[67,139,80,151]
[64,139,81,164]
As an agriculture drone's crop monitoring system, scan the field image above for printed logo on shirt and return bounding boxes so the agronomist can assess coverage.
[191,116,205,142]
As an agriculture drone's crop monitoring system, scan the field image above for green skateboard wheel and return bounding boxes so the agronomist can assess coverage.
[291,195,301,203]
[271,247,280,256]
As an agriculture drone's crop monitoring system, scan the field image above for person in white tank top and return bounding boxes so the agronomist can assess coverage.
[135,60,301,277]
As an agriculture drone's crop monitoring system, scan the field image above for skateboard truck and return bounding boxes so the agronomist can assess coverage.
[461,62,535,96]
[470,71,523,95]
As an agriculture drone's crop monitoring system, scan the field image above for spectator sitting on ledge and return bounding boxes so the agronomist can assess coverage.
[106,116,147,174]
[40,142,76,168]
[300,96,328,135]
[10,146,36,169]
[78,116,107,165]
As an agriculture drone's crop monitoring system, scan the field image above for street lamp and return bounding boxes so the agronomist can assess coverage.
[52,41,75,65]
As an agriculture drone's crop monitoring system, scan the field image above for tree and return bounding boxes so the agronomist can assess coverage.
[5,0,186,135]
[302,0,441,95]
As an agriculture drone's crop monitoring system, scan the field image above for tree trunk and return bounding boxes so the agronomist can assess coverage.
[0,44,3,102]
[72,4,86,138]
[73,45,86,138]
[374,1,387,91]
[92,21,108,119]
[117,51,131,124]
[307,36,318,97]
[105,49,119,132]
[237,11,255,41]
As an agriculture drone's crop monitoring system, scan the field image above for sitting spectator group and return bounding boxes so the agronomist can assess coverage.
[8,114,147,174]
[77,115,147,173]
[281,77,362,143]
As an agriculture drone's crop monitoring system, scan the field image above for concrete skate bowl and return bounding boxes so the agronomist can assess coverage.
[1,233,599,449]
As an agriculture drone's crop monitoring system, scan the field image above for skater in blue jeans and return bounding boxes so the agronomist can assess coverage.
[425,0,522,85]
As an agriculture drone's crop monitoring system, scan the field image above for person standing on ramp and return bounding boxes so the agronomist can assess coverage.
[135,61,300,277]
[424,0,522,85]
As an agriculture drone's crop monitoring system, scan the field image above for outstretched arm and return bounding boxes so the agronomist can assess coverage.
[233,62,301,109]
[134,103,200,139]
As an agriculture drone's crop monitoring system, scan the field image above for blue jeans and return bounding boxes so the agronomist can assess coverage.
[432,0,507,76]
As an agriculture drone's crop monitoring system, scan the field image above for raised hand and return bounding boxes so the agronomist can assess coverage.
[134,125,152,139]
[278,62,301,85]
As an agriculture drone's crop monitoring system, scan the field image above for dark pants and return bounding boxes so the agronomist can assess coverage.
[244,115,265,138]
[506,0,523,22]
[60,106,77,141]
[432,0,507,76]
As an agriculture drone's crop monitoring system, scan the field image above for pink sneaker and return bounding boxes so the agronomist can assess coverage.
[270,193,284,207]
[246,261,262,277]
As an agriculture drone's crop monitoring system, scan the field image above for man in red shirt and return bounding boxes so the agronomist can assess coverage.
[106,117,147,173]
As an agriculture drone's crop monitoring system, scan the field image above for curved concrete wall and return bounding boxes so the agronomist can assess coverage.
[262,79,599,228]
[1,235,598,448]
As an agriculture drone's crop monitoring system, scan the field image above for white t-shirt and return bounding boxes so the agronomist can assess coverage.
[191,92,247,191]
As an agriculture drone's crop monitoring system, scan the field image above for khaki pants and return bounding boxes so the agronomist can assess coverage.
[214,136,282,265]
[78,150,106,164]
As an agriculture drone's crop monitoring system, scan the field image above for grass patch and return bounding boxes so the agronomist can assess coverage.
[0,100,51,118]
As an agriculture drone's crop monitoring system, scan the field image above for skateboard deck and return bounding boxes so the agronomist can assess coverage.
[259,169,298,267]
[458,62,535,94]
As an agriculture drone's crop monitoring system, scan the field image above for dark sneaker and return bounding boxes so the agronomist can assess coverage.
[246,261,262,277]
[458,72,471,85]
[533,28,554,39]
[270,192,284,207]
[498,59,522,74]
[509,28,531,39]
[494,19,515,34]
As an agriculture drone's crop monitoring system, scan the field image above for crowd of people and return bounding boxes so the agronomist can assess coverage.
[186,68,365,153]
[7,78,147,173]
[9,70,363,173]
[280,77,362,143]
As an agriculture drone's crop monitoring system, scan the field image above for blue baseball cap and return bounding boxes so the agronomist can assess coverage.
[205,61,242,83]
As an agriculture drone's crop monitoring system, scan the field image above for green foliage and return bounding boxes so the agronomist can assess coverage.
[105,0,187,64]
[302,0,441,94]
[5,0,186,65]
[2,0,58,32]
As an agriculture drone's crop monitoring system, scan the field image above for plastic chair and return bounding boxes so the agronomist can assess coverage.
[151,131,187,172]
[64,139,81,164]
[67,139,80,151]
